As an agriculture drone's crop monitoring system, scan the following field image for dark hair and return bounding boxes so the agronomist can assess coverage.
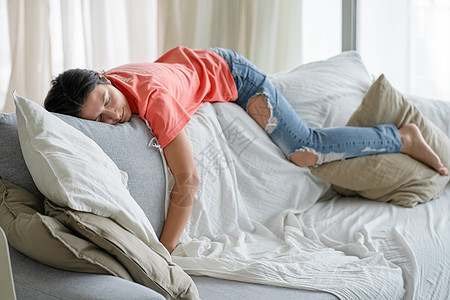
[44,69,109,117]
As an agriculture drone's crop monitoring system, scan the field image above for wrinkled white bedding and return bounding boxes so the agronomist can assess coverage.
[168,51,450,299]
[299,183,450,300]
[170,101,450,299]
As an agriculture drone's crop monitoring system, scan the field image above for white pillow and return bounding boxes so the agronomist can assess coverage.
[269,51,372,129]
[14,92,169,258]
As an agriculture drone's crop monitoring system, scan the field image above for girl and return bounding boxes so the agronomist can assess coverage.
[44,46,448,253]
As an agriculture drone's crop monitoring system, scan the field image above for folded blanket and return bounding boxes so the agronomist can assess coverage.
[171,102,405,300]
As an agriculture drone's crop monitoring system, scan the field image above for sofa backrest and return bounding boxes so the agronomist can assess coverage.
[0,113,167,236]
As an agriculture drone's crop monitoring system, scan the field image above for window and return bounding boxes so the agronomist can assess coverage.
[358,0,450,101]
[302,0,342,63]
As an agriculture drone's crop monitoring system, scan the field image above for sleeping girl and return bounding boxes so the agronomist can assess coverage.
[44,46,448,253]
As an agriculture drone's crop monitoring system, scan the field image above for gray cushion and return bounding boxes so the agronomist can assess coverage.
[54,114,167,236]
[55,114,167,236]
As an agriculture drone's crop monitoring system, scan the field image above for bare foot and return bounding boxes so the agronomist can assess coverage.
[399,123,448,176]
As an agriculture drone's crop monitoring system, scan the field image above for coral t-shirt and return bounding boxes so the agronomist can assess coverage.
[106,46,238,148]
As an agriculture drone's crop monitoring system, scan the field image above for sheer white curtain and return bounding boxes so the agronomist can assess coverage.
[158,0,303,74]
[4,0,52,113]
[1,0,303,112]
[2,0,157,112]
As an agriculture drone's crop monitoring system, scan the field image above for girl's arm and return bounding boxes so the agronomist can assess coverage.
[159,129,199,253]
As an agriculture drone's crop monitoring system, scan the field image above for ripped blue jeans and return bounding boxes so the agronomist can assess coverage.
[209,47,402,165]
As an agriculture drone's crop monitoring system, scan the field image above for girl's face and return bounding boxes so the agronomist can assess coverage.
[80,83,132,124]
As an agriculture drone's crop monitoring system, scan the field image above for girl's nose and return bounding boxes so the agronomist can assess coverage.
[113,108,120,120]
[104,108,120,124]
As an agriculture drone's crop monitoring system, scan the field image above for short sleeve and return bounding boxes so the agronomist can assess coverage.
[143,88,191,148]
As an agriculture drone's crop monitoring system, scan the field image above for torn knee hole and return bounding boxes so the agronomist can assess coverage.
[247,94,277,134]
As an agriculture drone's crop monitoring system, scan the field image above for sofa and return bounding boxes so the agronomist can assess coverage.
[1,51,449,300]
[0,108,335,300]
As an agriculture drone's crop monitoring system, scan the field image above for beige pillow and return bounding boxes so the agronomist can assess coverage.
[310,74,450,207]
[45,200,199,300]
[0,177,131,278]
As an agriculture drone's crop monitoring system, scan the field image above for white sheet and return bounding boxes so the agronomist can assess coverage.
[298,184,450,300]
[169,53,450,299]
[172,102,409,299]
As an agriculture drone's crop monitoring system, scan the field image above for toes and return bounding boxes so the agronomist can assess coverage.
[438,165,449,176]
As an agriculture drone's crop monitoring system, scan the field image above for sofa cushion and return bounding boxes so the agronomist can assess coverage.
[45,200,199,300]
[54,113,166,236]
[0,177,131,278]
[310,75,450,207]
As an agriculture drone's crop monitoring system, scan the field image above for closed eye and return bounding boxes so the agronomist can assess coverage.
[97,96,112,122]
[94,93,109,122]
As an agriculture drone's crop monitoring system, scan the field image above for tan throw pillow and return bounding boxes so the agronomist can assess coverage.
[0,177,131,279]
[45,200,199,300]
[310,74,450,207]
